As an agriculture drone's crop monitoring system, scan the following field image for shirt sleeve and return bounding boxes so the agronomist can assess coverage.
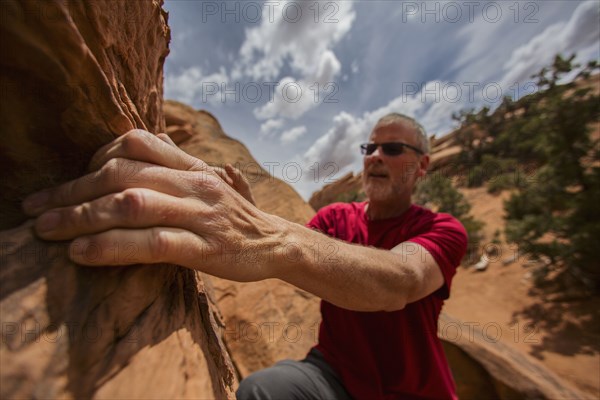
[306,205,337,237]
[407,213,468,299]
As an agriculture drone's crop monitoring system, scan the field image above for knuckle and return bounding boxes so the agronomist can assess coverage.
[99,158,125,186]
[197,172,226,195]
[115,189,145,221]
[122,129,152,153]
[187,158,209,172]
[101,157,120,175]
[149,228,172,262]
[76,202,97,227]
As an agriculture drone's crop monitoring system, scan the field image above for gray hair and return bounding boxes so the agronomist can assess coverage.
[375,113,429,154]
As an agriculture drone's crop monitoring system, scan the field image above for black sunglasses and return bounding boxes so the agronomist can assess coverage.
[360,142,424,156]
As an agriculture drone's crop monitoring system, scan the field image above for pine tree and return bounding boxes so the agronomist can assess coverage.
[504,55,600,292]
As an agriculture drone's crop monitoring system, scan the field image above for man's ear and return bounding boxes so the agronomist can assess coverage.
[418,154,430,178]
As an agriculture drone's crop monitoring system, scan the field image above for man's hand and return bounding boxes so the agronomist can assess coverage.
[22,129,276,281]
[155,132,256,206]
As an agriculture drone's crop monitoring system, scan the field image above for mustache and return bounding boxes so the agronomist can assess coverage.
[365,168,389,176]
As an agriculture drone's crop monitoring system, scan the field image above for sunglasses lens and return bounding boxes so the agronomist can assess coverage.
[366,144,378,155]
[382,143,404,156]
[361,144,376,155]
[361,143,409,156]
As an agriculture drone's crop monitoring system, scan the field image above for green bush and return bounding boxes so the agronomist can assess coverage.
[415,175,484,264]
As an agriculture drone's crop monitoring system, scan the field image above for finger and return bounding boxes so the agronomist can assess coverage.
[88,129,206,172]
[225,164,256,205]
[33,188,208,241]
[156,133,177,147]
[225,164,248,189]
[22,159,223,216]
[69,228,262,282]
[212,166,234,186]
[224,164,239,182]
[68,227,209,267]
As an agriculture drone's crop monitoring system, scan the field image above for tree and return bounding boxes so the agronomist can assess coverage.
[504,55,600,292]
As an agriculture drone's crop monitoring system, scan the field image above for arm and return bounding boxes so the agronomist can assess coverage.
[271,222,445,311]
[23,130,446,312]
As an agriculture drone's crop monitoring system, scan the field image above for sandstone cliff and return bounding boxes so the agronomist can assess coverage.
[0,1,236,398]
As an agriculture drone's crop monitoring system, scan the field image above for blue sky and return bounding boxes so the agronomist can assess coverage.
[162,0,599,200]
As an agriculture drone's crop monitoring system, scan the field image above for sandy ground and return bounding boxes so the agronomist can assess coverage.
[444,187,600,399]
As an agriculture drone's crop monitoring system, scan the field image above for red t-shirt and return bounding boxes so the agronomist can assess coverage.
[307,201,467,400]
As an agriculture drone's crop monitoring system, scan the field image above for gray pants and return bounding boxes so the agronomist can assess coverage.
[236,348,353,400]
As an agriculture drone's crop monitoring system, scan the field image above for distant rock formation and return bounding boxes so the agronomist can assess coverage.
[309,171,364,211]
[0,1,235,398]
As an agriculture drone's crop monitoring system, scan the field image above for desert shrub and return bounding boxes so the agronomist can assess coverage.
[415,175,484,264]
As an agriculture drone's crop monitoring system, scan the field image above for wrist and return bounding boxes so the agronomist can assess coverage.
[248,211,296,280]
[258,214,305,281]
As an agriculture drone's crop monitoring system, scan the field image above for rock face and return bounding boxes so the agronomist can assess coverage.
[164,100,321,378]
[0,1,235,398]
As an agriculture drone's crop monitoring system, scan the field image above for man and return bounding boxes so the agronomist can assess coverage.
[23,113,467,399]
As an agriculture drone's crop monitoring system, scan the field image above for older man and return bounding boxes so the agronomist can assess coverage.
[24,113,467,400]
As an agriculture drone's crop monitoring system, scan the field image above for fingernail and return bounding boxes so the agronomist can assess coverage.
[23,191,50,213]
[37,211,60,233]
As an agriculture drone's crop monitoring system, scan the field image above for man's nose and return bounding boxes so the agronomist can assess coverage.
[364,149,383,166]
[367,145,382,157]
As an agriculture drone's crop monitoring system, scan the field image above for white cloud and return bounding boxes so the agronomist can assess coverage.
[280,126,307,144]
[302,81,469,176]
[229,1,354,120]
[259,118,285,138]
[253,50,342,120]
[234,1,355,81]
[500,1,600,88]
[302,112,367,178]
[351,60,359,74]
[164,66,229,106]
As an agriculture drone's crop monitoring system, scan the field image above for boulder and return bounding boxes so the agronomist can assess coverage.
[440,313,584,399]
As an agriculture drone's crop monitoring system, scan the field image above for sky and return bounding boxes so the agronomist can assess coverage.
[162,0,600,200]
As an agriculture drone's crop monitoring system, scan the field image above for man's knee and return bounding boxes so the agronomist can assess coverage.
[236,372,268,400]
[235,361,308,400]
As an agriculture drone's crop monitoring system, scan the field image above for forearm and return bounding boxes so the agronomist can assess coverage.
[264,217,418,312]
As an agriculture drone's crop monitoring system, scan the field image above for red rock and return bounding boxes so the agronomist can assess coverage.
[0,1,236,398]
